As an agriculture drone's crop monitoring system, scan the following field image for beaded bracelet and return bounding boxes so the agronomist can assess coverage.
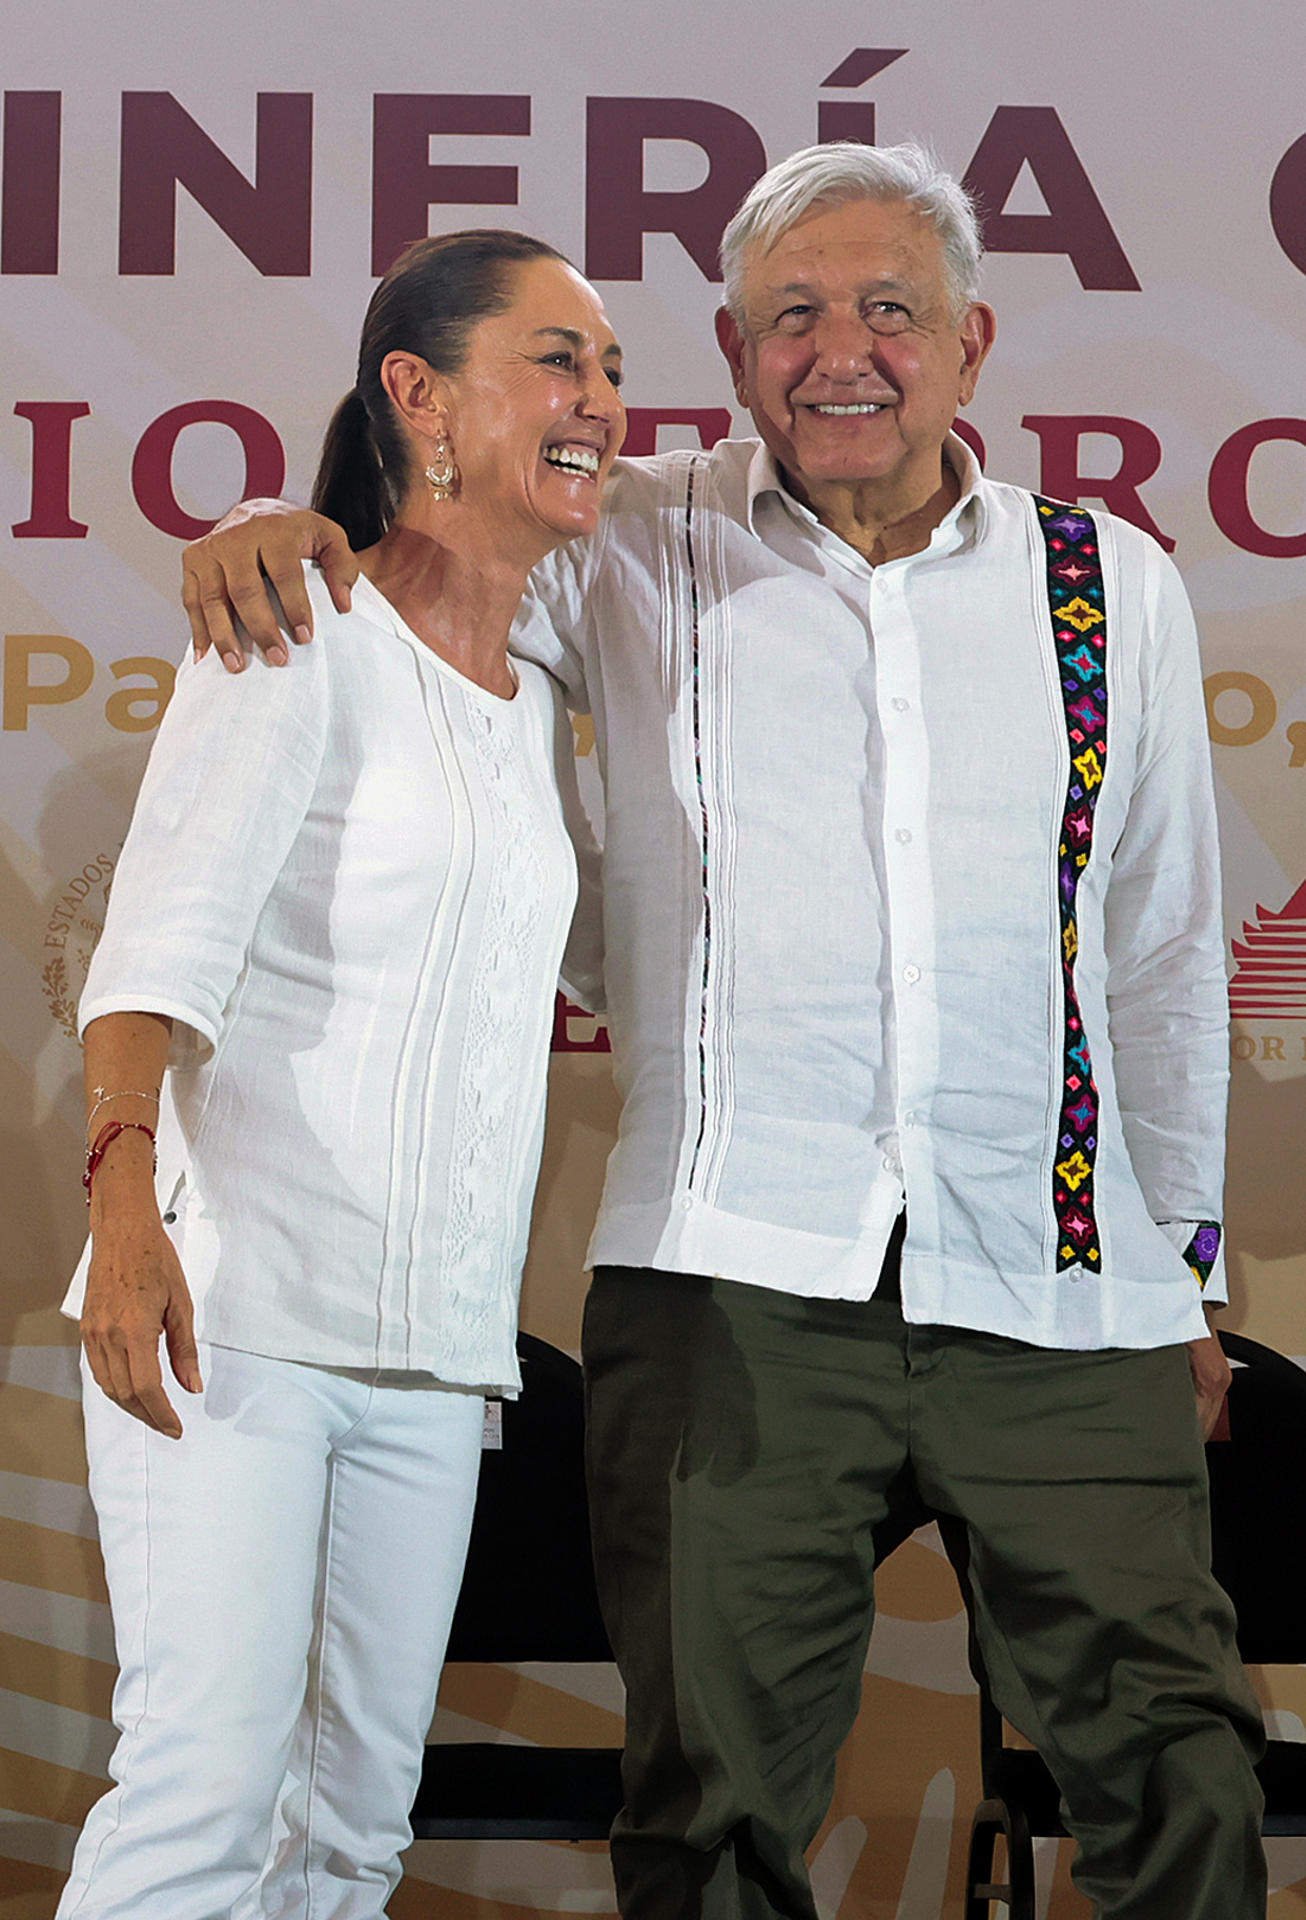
[83,1120,158,1204]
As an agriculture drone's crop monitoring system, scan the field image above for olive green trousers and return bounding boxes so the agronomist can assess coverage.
[583,1254,1266,1920]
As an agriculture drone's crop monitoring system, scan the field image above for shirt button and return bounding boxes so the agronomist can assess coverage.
[903,1112,920,1128]
[882,1154,901,1173]
[895,827,912,844]
[891,697,909,712]
[679,1195,693,1211]
[902,963,921,984]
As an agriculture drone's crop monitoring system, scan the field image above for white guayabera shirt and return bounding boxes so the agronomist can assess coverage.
[517,436,1227,1352]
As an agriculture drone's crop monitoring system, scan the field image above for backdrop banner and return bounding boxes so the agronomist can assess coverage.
[3,3,1305,1914]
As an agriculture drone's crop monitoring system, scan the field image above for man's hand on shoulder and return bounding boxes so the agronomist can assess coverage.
[181,500,360,672]
[1186,1302,1232,1440]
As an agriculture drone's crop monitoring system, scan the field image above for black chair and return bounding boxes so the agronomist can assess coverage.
[963,1329,1306,1917]
[410,1332,623,1841]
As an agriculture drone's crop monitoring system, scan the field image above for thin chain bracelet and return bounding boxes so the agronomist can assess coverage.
[86,1087,161,1136]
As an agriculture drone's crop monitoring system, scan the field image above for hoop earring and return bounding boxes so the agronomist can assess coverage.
[425,434,458,502]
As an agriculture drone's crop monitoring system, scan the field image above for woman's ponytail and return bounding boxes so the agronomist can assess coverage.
[311,389,392,551]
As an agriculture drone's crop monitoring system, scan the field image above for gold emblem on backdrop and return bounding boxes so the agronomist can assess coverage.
[41,853,116,1040]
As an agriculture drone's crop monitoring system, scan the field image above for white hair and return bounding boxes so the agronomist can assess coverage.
[719,141,984,322]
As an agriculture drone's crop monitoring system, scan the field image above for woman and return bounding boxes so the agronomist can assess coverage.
[58,229,624,1920]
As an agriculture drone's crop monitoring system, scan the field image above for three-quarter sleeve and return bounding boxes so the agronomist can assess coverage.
[81,632,329,1063]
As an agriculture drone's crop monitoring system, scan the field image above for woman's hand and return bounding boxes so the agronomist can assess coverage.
[181,499,359,671]
[81,1214,202,1439]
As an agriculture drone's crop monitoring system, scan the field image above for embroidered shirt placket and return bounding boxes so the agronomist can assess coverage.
[1035,496,1109,1277]
[379,664,466,1363]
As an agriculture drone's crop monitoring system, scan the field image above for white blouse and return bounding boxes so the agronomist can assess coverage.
[66,568,579,1393]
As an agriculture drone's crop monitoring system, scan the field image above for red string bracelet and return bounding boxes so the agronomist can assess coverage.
[83,1119,158,1204]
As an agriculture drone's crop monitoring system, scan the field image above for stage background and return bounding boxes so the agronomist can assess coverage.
[3,1,1305,1912]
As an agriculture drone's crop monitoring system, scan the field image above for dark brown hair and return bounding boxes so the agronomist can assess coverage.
[311,229,567,549]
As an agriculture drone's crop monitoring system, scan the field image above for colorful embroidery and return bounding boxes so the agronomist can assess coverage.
[1182,1221,1221,1290]
[1036,497,1108,1274]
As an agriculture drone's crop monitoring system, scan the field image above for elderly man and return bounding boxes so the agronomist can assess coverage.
[183,146,1265,1920]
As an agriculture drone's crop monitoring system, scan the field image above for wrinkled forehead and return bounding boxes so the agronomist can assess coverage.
[738,198,949,324]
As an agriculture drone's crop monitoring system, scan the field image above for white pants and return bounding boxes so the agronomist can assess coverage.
[58,1343,485,1920]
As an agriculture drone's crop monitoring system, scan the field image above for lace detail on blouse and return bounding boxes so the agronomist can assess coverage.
[438,692,549,1371]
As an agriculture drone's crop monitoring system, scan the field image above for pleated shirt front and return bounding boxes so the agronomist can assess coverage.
[517,438,1227,1351]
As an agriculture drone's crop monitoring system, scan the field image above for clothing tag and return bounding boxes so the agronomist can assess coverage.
[481,1399,503,1450]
